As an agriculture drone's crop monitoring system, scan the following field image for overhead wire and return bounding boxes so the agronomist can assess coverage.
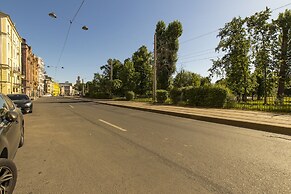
[175,2,291,66]
[178,2,291,46]
[179,55,224,64]
[54,0,86,79]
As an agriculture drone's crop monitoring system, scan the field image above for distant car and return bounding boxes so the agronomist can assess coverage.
[7,94,33,113]
[43,93,52,97]
[0,93,24,194]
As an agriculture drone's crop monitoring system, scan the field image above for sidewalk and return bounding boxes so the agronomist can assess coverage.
[80,98,291,136]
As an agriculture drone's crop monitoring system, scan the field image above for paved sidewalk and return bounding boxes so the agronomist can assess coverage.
[78,98,291,136]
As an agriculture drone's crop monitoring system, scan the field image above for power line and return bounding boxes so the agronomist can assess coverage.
[178,2,291,46]
[56,0,85,69]
[179,55,224,64]
[178,48,216,58]
[178,49,216,59]
[179,51,216,60]
[180,30,219,44]
[272,2,291,11]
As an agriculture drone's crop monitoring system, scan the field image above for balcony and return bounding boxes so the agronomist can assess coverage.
[13,67,21,74]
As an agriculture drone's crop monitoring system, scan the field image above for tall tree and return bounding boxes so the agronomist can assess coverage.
[210,16,251,101]
[119,58,137,94]
[100,59,123,96]
[132,46,153,96]
[247,8,276,103]
[275,9,291,101]
[155,20,183,90]
[100,59,123,80]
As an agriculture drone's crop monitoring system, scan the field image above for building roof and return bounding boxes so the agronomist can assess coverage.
[0,11,22,41]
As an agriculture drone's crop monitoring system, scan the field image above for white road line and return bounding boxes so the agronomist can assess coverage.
[98,119,127,132]
[69,105,74,108]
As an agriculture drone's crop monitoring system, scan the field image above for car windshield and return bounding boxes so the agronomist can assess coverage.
[8,94,29,100]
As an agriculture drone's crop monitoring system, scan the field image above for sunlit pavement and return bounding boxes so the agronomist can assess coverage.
[14,97,291,193]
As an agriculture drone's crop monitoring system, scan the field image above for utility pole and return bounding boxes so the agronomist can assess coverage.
[153,33,157,103]
[110,62,113,81]
[82,79,85,96]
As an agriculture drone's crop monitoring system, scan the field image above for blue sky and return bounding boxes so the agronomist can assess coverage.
[1,0,291,84]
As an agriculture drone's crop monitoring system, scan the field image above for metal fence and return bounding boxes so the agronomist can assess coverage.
[233,96,291,112]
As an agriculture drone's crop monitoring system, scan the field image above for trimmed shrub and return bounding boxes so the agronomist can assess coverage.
[183,85,231,108]
[125,91,135,101]
[169,87,183,104]
[156,90,168,103]
[89,92,111,99]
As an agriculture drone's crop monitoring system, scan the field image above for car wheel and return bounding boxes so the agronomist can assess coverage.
[18,126,24,148]
[0,159,17,194]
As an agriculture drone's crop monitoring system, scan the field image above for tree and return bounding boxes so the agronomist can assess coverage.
[132,46,153,96]
[91,73,111,95]
[173,70,201,88]
[247,8,276,103]
[210,16,251,101]
[155,20,183,90]
[275,9,291,101]
[200,77,211,86]
[100,59,123,80]
[100,59,123,96]
[119,58,137,94]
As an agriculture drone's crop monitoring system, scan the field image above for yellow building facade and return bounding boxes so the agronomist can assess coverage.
[53,82,60,96]
[0,12,22,94]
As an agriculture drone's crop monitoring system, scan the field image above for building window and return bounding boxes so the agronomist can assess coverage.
[7,25,10,34]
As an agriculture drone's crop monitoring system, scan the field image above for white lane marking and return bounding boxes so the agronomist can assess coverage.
[69,105,74,108]
[98,119,127,132]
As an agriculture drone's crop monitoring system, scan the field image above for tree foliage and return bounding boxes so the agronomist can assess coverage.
[155,20,183,90]
[275,9,291,100]
[246,8,277,103]
[132,46,153,95]
[173,69,201,88]
[210,16,251,101]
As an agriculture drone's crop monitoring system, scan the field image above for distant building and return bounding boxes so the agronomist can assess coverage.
[76,76,81,85]
[59,81,73,96]
[21,39,33,96]
[0,12,22,94]
[52,82,60,96]
[38,57,45,96]
[44,75,53,95]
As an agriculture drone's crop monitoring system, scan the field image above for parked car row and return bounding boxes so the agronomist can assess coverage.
[7,94,33,114]
[0,93,28,193]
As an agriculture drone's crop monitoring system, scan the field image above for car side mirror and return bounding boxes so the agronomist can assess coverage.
[5,111,18,122]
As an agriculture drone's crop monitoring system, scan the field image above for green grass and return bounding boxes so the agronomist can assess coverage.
[114,96,291,113]
[132,98,153,103]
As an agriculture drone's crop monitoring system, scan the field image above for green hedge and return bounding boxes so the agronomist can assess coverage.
[125,91,135,101]
[170,85,233,108]
[156,90,168,103]
[169,87,183,104]
[89,92,111,99]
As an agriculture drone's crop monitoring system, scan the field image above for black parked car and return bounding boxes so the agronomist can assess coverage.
[7,94,33,113]
[0,93,24,194]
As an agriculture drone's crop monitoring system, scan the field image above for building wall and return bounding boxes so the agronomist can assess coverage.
[53,82,60,96]
[21,39,32,96]
[38,57,45,96]
[0,12,22,94]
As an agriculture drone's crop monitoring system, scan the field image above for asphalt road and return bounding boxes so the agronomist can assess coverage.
[13,97,291,194]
